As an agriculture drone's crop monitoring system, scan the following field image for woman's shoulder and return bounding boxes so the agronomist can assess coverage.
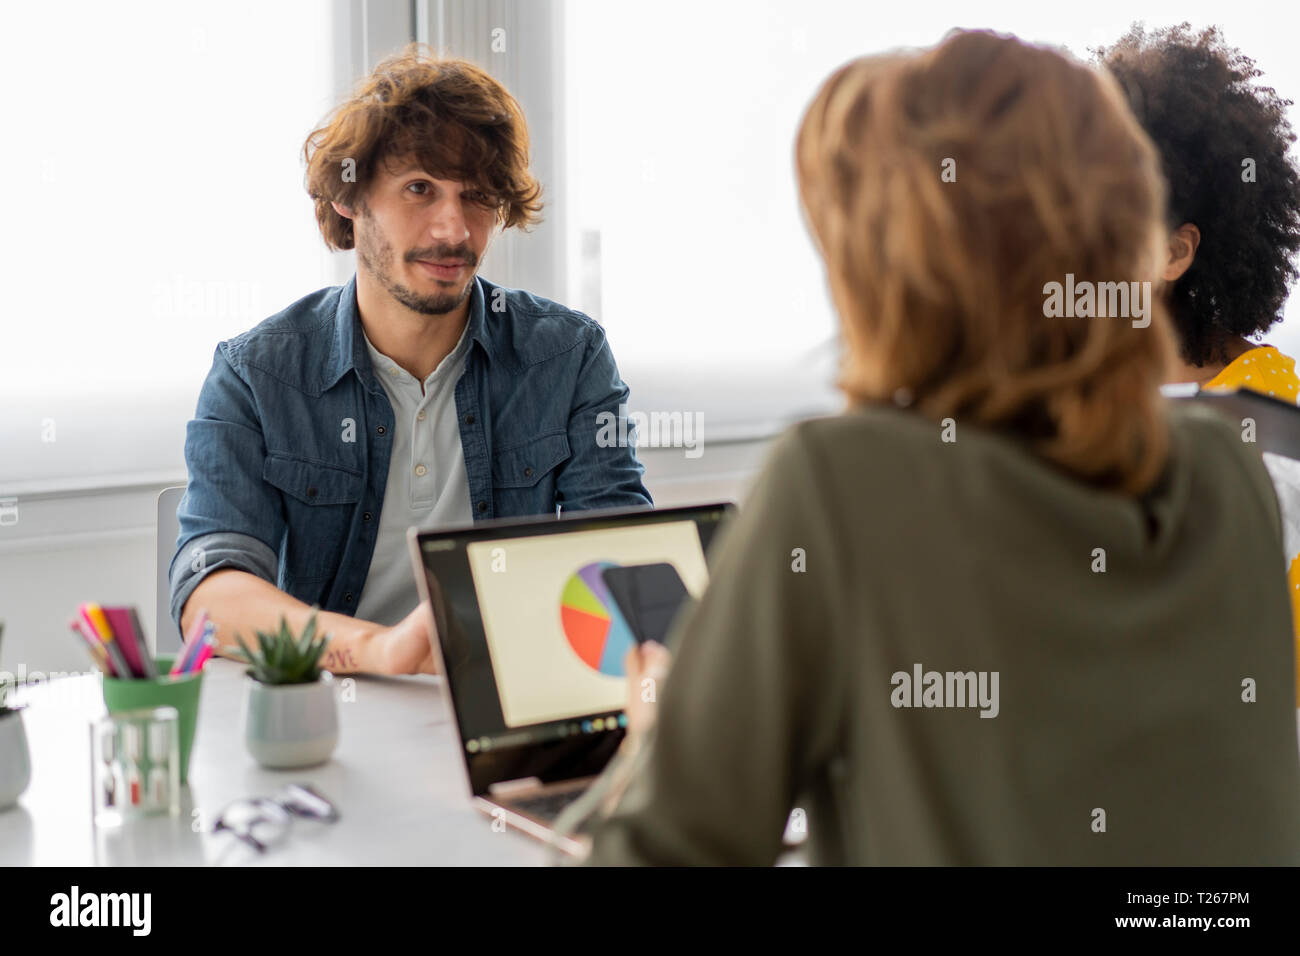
[781,402,949,449]
[1165,397,1274,471]
[1205,345,1300,403]
[774,399,1277,519]
[1162,400,1282,534]
[769,404,946,477]
[786,397,1262,461]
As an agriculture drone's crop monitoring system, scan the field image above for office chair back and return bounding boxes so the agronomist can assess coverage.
[156,485,186,654]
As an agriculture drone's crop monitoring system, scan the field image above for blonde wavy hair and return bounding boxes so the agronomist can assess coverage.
[796,30,1178,494]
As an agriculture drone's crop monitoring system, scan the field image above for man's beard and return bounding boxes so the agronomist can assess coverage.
[356,219,476,316]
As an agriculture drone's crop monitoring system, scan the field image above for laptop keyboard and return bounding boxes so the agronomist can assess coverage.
[504,787,588,825]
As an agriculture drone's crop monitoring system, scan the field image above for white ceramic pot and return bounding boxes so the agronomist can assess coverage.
[0,708,31,810]
[244,672,338,769]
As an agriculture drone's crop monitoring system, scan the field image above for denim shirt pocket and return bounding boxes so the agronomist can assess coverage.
[491,431,570,514]
[262,454,365,591]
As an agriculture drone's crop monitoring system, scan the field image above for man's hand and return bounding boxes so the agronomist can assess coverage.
[370,602,438,675]
[623,641,672,738]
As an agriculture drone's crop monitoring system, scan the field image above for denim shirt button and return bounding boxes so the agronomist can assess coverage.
[306,486,318,498]
[465,414,475,425]
[523,467,533,478]
[376,425,387,436]
[344,592,354,603]
[477,501,488,513]
[363,511,372,521]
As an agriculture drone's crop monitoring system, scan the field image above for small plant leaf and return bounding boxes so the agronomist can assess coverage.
[304,641,328,679]
[236,613,330,684]
[230,634,254,664]
[256,629,274,666]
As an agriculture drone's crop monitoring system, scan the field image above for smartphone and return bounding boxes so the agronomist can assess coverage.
[601,563,690,646]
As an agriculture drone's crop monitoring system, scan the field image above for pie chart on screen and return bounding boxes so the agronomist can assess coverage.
[560,560,635,677]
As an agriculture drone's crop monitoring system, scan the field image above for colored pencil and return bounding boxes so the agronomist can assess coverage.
[171,611,209,676]
[184,634,218,674]
[69,620,111,675]
[81,603,134,679]
[103,606,148,679]
[125,607,158,678]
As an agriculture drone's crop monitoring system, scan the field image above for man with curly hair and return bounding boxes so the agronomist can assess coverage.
[1098,23,1300,701]
[169,49,652,676]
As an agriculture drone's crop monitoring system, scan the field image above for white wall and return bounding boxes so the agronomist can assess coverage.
[0,488,163,677]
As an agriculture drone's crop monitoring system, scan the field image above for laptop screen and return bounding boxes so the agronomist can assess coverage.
[412,502,733,795]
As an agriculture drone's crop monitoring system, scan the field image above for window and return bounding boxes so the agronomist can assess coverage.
[561,0,1300,436]
[0,0,340,495]
[7,0,1300,495]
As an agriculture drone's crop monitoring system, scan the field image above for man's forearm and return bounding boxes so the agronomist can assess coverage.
[181,569,379,674]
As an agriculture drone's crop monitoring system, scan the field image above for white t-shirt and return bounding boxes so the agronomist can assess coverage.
[353,324,474,626]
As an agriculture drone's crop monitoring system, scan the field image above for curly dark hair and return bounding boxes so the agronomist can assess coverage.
[1093,23,1300,367]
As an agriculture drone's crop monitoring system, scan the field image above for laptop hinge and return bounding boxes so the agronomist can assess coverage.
[488,777,544,796]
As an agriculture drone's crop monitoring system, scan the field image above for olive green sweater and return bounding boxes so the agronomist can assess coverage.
[583,402,1300,865]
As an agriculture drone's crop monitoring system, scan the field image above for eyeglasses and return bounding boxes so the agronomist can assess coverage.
[211,784,339,853]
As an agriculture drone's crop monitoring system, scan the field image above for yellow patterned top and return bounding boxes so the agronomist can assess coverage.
[1205,345,1299,400]
[1205,346,1300,702]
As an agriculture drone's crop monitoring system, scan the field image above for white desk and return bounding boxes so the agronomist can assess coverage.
[0,660,549,865]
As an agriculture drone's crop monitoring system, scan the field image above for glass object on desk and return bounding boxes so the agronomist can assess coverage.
[211,783,339,853]
[90,706,181,827]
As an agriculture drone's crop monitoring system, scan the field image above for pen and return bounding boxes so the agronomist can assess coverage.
[171,612,210,676]
[84,603,136,679]
[69,620,111,675]
[104,605,152,679]
[125,607,158,679]
[179,622,215,673]
[78,604,132,678]
[184,634,218,674]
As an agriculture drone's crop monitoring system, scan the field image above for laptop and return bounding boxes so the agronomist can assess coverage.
[407,501,735,856]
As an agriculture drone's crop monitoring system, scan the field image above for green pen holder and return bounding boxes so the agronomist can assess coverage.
[102,656,202,785]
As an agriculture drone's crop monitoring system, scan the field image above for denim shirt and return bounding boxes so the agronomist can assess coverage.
[170,274,652,630]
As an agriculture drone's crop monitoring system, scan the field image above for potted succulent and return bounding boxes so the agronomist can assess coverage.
[0,622,31,809]
[230,611,338,769]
